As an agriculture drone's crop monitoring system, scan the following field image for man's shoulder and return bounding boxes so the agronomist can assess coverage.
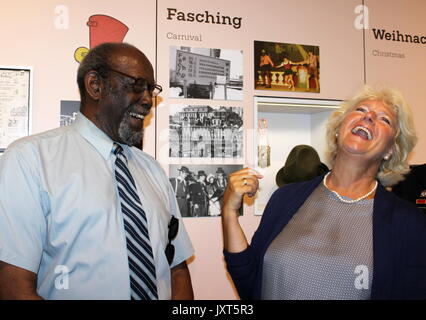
[4,126,73,156]
[4,127,75,156]
[0,126,76,185]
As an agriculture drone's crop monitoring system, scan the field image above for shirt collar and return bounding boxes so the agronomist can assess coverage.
[73,112,116,161]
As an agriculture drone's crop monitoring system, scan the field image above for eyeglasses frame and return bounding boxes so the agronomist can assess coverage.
[106,67,163,97]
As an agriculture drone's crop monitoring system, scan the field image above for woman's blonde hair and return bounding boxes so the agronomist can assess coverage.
[326,85,417,186]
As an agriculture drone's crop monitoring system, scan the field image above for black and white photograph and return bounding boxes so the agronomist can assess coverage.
[169,105,243,159]
[169,164,243,218]
[169,46,243,100]
[60,100,80,126]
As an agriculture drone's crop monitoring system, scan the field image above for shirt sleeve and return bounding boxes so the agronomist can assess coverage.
[0,144,47,273]
[222,197,278,299]
[223,185,293,299]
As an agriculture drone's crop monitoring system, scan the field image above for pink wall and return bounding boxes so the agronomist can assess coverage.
[364,0,426,163]
[0,0,157,154]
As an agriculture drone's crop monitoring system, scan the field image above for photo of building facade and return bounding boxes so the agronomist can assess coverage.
[169,105,243,158]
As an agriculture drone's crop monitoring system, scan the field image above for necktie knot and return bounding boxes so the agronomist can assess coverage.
[112,143,124,156]
[113,143,128,164]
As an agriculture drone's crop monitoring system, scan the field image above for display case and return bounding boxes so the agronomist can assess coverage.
[253,96,341,215]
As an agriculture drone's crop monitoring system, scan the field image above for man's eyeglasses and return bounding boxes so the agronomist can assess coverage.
[165,216,179,265]
[107,67,163,97]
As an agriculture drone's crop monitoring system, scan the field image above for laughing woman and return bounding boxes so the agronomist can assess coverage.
[222,85,426,300]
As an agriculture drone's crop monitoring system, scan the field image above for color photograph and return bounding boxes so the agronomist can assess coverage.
[254,40,320,93]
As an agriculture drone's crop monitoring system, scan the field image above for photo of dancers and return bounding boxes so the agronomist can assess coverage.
[254,40,320,93]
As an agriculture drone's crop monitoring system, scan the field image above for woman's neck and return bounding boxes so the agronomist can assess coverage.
[328,155,379,199]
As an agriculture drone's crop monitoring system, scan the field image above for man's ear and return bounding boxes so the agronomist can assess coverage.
[84,71,102,100]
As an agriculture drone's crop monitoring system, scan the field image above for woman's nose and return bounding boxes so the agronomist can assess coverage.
[363,111,376,124]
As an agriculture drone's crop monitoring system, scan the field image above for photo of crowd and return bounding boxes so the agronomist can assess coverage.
[254,40,320,93]
[169,105,243,159]
[169,164,243,218]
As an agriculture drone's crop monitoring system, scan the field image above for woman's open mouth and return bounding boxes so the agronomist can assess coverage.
[351,126,373,140]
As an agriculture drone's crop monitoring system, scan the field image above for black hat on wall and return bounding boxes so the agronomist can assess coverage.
[275,144,329,187]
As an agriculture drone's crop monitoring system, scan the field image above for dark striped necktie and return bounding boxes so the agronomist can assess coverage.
[112,143,158,300]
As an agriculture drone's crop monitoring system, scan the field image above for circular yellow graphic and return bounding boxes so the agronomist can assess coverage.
[74,47,89,63]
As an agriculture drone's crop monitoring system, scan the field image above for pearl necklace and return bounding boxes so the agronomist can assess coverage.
[323,172,378,203]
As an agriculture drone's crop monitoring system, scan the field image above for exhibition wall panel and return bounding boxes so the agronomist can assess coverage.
[0,0,157,154]
[156,0,364,299]
[364,0,426,162]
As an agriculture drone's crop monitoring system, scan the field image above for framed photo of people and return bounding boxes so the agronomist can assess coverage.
[254,40,320,93]
[0,66,32,152]
[169,164,243,218]
[169,104,243,159]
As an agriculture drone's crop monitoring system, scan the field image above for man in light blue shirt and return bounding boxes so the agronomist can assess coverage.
[0,43,194,299]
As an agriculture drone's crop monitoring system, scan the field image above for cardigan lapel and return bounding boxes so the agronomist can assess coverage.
[371,184,396,299]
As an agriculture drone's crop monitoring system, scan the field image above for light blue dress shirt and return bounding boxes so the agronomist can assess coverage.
[0,113,194,299]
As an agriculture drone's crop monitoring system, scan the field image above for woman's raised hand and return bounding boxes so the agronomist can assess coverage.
[223,168,263,212]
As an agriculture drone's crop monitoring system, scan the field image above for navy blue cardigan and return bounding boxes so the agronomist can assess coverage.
[224,174,426,299]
